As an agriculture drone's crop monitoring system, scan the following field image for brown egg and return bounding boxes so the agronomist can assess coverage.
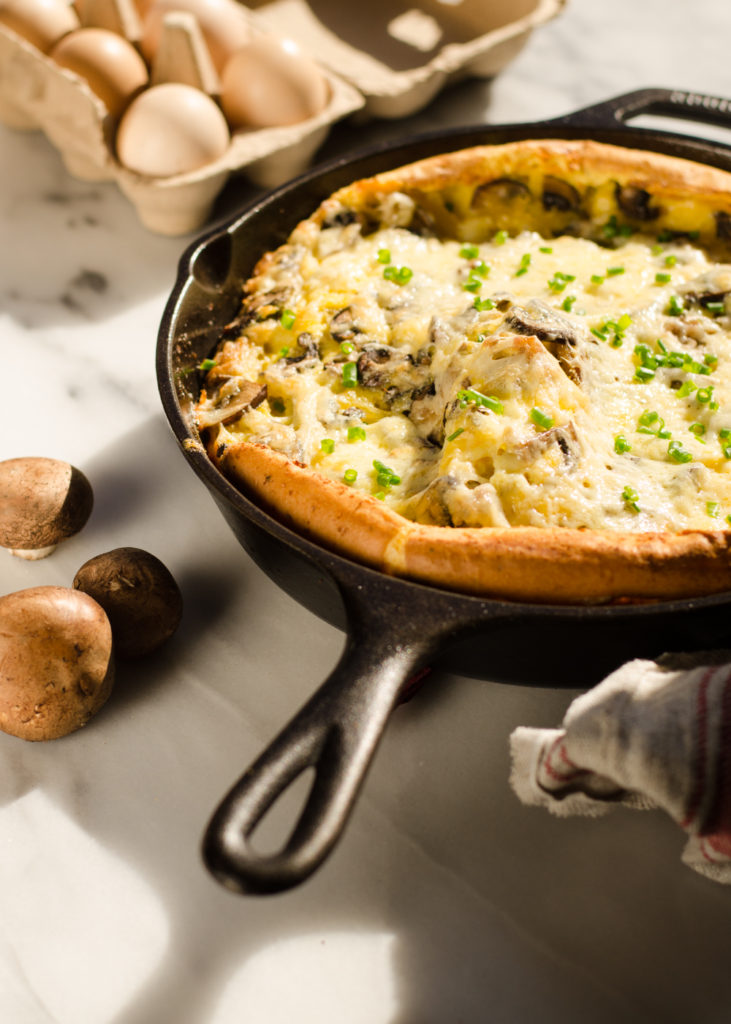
[141,0,250,72]
[51,27,149,119]
[116,82,230,177]
[220,34,329,129]
[0,0,79,52]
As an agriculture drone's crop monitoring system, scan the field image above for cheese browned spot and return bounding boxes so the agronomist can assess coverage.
[194,140,731,602]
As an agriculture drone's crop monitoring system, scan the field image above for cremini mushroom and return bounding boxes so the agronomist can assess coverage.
[73,546,183,658]
[0,456,94,559]
[0,586,114,741]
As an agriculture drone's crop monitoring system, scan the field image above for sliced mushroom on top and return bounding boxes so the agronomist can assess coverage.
[196,378,267,429]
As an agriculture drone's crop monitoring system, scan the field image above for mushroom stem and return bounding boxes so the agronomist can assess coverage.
[7,544,58,560]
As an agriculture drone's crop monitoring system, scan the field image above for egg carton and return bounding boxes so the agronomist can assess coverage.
[0,0,565,235]
[247,0,566,119]
[0,7,364,235]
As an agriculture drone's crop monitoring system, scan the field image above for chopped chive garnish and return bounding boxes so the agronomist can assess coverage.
[708,501,720,517]
[340,341,354,355]
[547,271,576,292]
[590,274,605,285]
[667,294,685,316]
[376,248,391,263]
[446,428,464,442]
[493,229,508,245]
[634,366,655,383]
[705,353,718,368]
[655,272,672,284]
[530,407,554,430]
[457,388,504,414]
[604,216,633,238]
[383,265,413,285]
[614,435,632,454]
[539,246,553,254]
[697,385,715,404]
[622,485,640,513]
[343,468,358,484]
[342,361,358,388]
[689,422,706,438]
[472,260,490,277]
[280,309,296,329]
[347,425,366,442]
[320,438,335,454]
[665,254,677,267]
[460,244,480,259]
[463,276,482,292]
[562,295,577,312]
[638,410,671,438]
[677,380,697,398]
[279,346,290,357]
[704,301,725,315]
[606,266,625,276]
[198,358,215,371]
[668,440,693,463]
[474,297,495,311]
[373,460,400,489]
[515,253,531,276]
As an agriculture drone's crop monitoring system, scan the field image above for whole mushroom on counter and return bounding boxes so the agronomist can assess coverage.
[0,456,94,559]
[0,586,114,741]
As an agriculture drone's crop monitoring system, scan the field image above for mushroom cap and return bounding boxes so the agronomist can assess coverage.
[0,457,94,551]
[73,546,183,658]
[0,585,114,741]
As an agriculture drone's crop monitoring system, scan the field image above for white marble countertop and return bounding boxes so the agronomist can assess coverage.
[3,2,731,1022]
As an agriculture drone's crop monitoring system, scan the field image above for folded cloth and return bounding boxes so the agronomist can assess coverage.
[510,655,731,883]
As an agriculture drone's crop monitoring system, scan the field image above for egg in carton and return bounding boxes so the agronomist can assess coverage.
[0,0,364,234]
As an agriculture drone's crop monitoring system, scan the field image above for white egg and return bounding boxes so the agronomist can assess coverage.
[116,82,230,176]
[141,0,250,72]
[0,0,79,52]
[221,34,330,129]
[51,27,149,119]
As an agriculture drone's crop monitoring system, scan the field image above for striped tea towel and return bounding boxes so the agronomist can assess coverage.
[510,655,731,883]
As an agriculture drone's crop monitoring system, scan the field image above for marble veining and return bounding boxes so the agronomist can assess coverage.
[2,2,731,1022]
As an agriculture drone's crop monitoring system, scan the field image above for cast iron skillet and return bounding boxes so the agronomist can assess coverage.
[158,88,731,895]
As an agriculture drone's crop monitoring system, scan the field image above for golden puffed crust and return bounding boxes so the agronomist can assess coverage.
[205,139,731,604]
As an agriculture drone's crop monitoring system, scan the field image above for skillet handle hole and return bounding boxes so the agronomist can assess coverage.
[245,767,317,858]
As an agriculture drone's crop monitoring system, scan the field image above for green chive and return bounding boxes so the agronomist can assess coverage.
[655,272,672,284]
[668,440,693,463]
[634,366,655,383]
[667,295,685,316]
[665,254,677,267]
[340,341,354,355]
[607,266,625,276]
[707,501,720,517]
[347,425,366,442]
[614,435,632,454]
[493,230,508,245]
[689,422,706,438]
[562,295,577,312]
[622,485,640,512]
[447,428,465,442]
[320,438,335,454]
[463,276,482,292]
[515,253,531,277]
[676,380,697,398]
[457,388,504,414]
[377,248,391,263]
[590,274,605,285]
[383,265,413,285]
[460,244,479,259]
[547,271,576,292]
[198,358,215,371]
[705,301,725,315]
[697,385,715,404]
[539,246,553,254]
[343,468,358,484]
[530,407,554,430]
[342,361,358,388]
[473,260,490,277]
[474,297,495,311]
[373,460,400,489]
[279,309,296,329]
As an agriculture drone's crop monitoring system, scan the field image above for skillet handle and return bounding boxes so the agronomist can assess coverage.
[550,87,731,135]
[202,586,443,895]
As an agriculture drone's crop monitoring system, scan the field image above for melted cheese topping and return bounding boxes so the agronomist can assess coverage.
[199,216,731,532]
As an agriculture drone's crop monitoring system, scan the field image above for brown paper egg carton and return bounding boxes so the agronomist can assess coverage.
[0,0,564,236]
